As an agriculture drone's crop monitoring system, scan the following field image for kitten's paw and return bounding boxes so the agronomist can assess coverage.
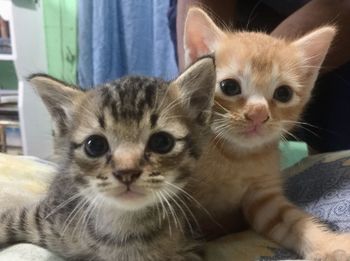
[307,250,350,261]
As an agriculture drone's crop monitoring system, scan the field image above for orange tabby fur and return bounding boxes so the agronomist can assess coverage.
[185,7,350,260]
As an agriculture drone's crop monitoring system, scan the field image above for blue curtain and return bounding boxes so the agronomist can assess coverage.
[78,0,178,88]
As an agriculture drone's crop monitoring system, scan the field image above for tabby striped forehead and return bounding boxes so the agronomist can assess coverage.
[95,76,166,124]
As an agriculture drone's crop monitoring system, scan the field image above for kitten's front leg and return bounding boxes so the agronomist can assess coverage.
[0,203,95,260]
[241,175,350,260]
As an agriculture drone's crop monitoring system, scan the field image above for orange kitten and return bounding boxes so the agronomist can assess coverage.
[184,7,350,260]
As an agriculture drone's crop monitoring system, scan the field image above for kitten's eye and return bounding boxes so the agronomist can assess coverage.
[220,79,241,96]
[84,135,109,157]
[273,85,293,103]
[147,132,175,154]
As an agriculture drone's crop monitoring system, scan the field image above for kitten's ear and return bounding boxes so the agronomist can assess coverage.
[172,56,216,125]
[292,26,336,74]
[28,74,82,135]
[184,7,224,67]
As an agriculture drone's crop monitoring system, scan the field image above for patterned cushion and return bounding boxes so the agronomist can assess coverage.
[285,150,350,231]
[0,153,55,209]
[0,244,62,261]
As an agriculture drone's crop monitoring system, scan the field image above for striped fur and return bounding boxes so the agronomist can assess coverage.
[184,7,350,260]
[0,57,216,261]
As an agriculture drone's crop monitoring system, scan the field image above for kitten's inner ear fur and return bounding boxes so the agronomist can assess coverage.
[292,26,336,76]
[172,56,216,125]
[28,74,82,135]
[184,7,224,67]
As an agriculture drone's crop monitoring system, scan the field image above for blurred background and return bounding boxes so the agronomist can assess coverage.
[0,0,349,160]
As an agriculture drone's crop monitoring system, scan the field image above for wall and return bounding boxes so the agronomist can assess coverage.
[0,0,77,90]
[0,61,17,90]
[43,0,77,83]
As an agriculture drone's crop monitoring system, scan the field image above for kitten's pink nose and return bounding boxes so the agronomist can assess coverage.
[113,169,142,186]
[244,105,269,125]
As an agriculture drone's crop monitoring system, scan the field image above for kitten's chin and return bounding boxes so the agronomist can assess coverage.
[218,130,279,153]
[103,188,156,211]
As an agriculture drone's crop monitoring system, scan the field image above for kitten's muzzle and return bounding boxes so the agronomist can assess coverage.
[244,104,270,126]
[113,169,142,186]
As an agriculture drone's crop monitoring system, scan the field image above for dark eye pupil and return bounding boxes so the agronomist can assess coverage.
[220,79,241,96]
[84,135,109,157]
[148,132,175,154]
[273,85,293,103]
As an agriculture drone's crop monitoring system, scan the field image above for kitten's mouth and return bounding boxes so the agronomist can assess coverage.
[241,125,263,137]
[119,190,144,199]
[117,186,145,199]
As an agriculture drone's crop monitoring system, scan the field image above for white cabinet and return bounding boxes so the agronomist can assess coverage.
[0,0,53,158]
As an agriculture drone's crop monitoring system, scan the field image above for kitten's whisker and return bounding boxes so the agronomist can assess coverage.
[212,121,230,132]
[94,197,104,232]
[212,133,227,148]
[162,189,184,234]
[76,198,94,239]
[294,125,320,138]
[213,110,226,116]
[214,112,244,125]
[212,121,229,131]
[155,192,172,236]
[211,132,226,150]
[61,196,90,236]
[281,128,302,142]
[44,191,83,220]
[67,197,91,237]
[164,187,200,236]
[285,120,339,136]
[80,195,99,239]
[214,116,234,125]
[213,121,232,131]
[164,181,222,229]
[75,200,93,239]
[280,120,319,129]
[280,134,289,144]
[214,101,231,114]
[211,123,233,147]
[216,119,247,129]
[151,190,162,228]
[159,191,180,230]
[279,120,321,139]
[212,117,232,126]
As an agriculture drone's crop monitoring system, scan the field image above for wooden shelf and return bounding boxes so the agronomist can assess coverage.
[0,0,51,158]
[0,103,18,116]
[0,54,15,61]
[0,90,17,95]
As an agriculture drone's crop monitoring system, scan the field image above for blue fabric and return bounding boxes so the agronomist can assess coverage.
[78,0,178,88]
[168,0,178,65]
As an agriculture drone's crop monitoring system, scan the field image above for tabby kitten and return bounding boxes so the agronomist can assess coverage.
[0,57,216,261]
[184,7,350,260]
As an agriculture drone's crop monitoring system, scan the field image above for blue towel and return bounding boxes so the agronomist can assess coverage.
[78,0,178,88]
